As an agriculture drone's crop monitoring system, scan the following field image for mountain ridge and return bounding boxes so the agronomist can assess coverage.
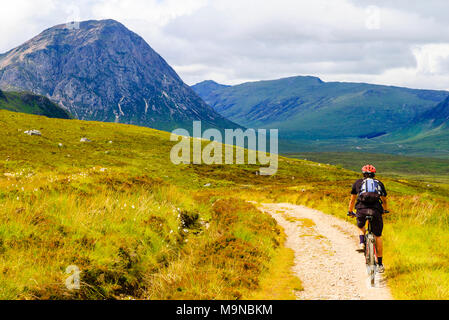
[192,75,449,141]
[0,19,239,132]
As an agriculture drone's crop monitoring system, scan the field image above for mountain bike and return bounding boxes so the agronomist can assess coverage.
[348,210,381,287]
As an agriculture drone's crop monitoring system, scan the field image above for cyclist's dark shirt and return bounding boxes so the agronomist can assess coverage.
[351,178,387,212]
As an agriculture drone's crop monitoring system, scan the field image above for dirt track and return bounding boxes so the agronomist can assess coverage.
[259,203,392,300]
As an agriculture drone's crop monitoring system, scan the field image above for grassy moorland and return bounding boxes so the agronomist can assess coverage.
[0,110,303,299]
[287,152,449,183]
[0,109,448,299]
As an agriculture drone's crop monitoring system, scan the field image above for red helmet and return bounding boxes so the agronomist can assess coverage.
[362,164,376,173]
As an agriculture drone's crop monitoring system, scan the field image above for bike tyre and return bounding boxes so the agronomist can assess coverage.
[365,234,376,287]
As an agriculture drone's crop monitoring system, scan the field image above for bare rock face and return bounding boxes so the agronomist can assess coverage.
[0,19,238,131]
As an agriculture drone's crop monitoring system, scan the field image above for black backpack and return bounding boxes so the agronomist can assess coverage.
[358,178,382,205]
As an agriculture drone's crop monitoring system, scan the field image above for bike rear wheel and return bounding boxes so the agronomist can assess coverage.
[365,233,376,286]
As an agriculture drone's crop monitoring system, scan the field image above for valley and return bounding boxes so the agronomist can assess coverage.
[192,77,449,157]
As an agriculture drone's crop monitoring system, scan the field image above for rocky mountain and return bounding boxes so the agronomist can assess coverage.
[0,19,238,131]
[0,89,71,119]
[192,76,448,140]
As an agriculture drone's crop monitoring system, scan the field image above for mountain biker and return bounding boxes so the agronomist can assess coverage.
[347,164,389,273]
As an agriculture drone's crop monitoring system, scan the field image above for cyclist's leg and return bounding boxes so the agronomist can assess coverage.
[356,212,367,231]
[375,236,383,257]
[356,213,367,250]
[372,213,384,265]
[358,226,366,235]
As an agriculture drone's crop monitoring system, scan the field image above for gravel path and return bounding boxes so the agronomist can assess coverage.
[259,203,392,300]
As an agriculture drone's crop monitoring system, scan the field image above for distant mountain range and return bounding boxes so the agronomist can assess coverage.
[192,77,449,156]
[3,19,449,157]
[0,89,71,119]
[192,77,448,139]
[0,19,239,132]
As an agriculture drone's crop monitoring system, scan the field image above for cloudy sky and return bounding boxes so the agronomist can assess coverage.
[2,0,449,89]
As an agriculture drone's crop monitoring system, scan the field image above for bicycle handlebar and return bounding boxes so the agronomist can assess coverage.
[347,211,356,217]
[348,210,390,217]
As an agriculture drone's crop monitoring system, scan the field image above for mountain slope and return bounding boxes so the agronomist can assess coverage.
[375,95,449,156]
[418,95,449,127]
[0,89,71,119]
[0,19,238,131]
[192,76,448,140]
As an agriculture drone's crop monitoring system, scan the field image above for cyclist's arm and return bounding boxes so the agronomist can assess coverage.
[348,194,357,212]
[381,196,388,211]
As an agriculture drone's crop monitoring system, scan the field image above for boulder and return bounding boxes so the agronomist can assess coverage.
[24,130,42,136]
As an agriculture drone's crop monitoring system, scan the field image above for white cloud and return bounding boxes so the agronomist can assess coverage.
[91,0,207,27]
[1,0,449,90]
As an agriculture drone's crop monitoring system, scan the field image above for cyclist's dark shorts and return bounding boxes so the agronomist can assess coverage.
[356,208,383,237]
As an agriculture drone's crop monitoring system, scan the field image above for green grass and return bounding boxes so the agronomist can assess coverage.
[246,244,303,300]
[0,110,294,299]
[0,109,449,299]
